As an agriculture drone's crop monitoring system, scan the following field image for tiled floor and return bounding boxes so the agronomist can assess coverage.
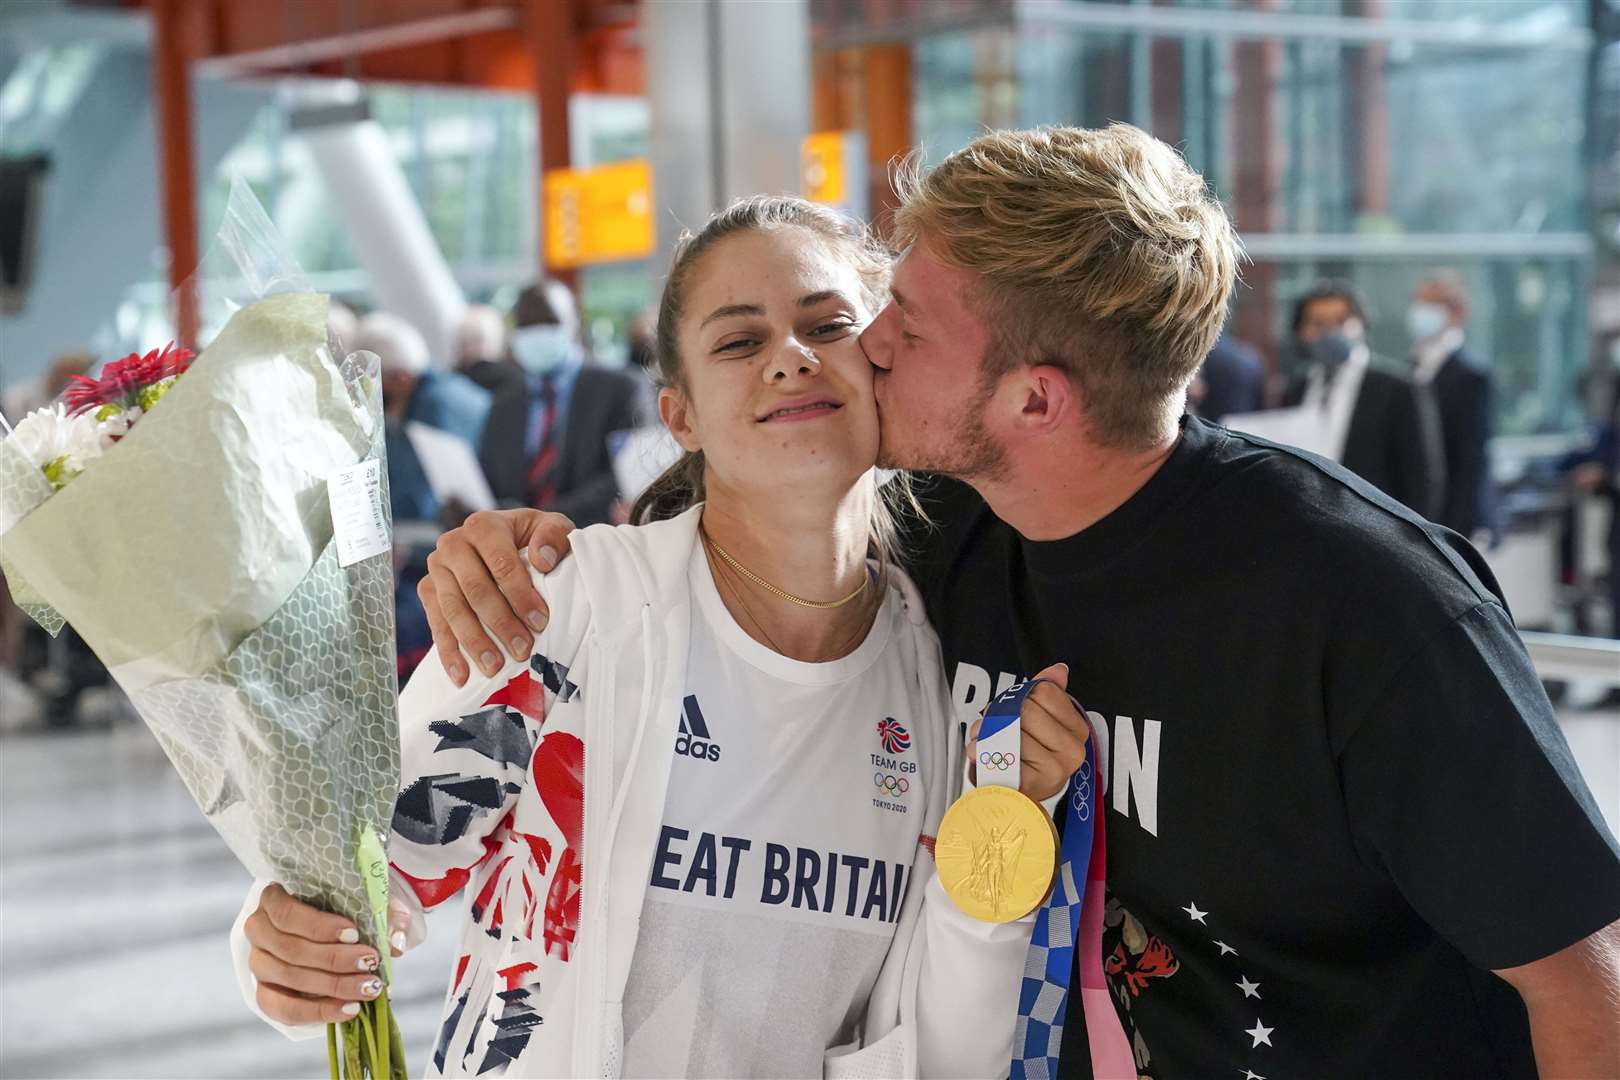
[0,725,457,1079]
[1,706,1616,1079]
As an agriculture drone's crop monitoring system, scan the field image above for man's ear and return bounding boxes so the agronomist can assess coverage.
[1009,365,1078,435]
[659,387,702,453]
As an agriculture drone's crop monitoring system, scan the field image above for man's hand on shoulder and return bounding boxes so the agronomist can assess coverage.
[419,509,578,685]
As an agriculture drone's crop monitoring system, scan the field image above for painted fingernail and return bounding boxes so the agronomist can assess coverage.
[338,927,360,944]
[358,954,379,973]
[510,636,529,657]
[537,545,558,570]
[341,1002,361,1017]
[360,977,383,999]
[390,930,407,953]
[526,610,546,631]
[479,651,499,675]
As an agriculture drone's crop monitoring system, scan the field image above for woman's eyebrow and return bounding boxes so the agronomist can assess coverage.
[700,303,764,328]
[798,289,853,309]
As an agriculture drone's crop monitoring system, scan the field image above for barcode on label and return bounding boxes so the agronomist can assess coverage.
[327,458,391,567]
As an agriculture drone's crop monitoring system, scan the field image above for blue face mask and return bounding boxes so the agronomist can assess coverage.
[511,325,579,375]
[1290,332,1354,375]
[1406,302,1450,343]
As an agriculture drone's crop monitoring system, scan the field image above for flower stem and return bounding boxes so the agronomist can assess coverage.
[328,1023,339,1080]
[377,991,391,1079]
[357,1003,377,1072]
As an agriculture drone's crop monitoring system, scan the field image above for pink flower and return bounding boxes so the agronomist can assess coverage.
[63,343,194,417]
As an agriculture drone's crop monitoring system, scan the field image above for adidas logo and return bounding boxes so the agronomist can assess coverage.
[676,695,721,763]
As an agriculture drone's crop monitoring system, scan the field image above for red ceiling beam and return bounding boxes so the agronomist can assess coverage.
[150,0,207,347]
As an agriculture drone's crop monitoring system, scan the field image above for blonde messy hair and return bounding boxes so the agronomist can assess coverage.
[892,124,1239,449]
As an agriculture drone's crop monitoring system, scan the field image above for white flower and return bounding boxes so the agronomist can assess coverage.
[9,403,105,487]
[95,404,142,448]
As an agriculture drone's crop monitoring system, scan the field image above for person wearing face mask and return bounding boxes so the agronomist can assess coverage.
[1407,272,1500,544]
[1283,280,1445,519]
[477,279,649,524]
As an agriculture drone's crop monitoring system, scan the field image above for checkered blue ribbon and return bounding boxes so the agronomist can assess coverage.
[983,680,1098,1080]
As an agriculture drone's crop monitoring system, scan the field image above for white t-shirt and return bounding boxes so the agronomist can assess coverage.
[620,547,929,1079]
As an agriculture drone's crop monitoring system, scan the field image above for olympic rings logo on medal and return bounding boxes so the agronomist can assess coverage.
[873,772,910,795]
[979,750,1017,771]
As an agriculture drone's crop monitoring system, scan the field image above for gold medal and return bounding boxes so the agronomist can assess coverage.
[935,785,1058,923]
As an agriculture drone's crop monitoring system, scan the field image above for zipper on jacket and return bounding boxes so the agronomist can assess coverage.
[571,634,605,1079]
[574,629,621,1079]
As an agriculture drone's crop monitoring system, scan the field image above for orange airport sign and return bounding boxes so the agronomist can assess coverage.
[544,160,655,269]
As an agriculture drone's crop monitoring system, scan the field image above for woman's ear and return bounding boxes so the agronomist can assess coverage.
[659,387,702,453]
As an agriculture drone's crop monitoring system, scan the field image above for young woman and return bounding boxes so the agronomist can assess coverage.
[233,197,1085,1078]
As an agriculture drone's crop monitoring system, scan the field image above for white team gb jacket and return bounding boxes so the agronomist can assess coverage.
[234,504,1032,1078]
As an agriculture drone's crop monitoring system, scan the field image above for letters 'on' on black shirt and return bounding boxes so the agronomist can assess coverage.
[903,415,1620,1079]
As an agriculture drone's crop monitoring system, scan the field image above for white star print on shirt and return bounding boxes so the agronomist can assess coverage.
[1215,940,1237,956]
[1246,1020,1274,1048]
[1242,1070,1266,1080]
[1182,902,1209,924]
[1236,975,1262,999]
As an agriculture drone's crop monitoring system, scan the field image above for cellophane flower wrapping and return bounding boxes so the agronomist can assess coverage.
[0,182,403,1071]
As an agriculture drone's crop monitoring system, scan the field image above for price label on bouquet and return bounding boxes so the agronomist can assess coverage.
[328,458,391,566]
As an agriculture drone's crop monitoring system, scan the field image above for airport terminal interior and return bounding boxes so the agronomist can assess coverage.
[1,0,1618,1076]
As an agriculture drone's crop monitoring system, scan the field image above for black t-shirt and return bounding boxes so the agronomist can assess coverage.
[904,416,1620,1079]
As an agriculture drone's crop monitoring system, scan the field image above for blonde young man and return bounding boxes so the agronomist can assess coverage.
[419,126,1620,1078]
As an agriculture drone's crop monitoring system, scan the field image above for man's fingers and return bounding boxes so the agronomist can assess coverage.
[425,538,505,678]
[259,884,363,946]
[520,512,577,575]
[254,983,363,1027]
[1019,759,1072,803]
[464,511,546,656]
[1021,685,1089,761]
[1030,661,1070,691]
[1019,703,1087,768]
[1026,681,1087,736]
[418,576,469,686]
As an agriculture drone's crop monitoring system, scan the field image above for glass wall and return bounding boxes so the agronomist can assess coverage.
[900,0,1596,435]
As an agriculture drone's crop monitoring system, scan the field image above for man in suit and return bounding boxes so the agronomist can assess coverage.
[479,280,647,526]
[1408,272,1499,543]
[1192,332,1264,422]
[1284,281,1445,519]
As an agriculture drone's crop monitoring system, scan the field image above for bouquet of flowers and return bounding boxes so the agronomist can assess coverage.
[0,182,406,1079]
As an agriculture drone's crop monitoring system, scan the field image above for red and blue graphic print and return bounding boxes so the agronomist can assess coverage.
[393,652,587,1075]
[877,717,911,755]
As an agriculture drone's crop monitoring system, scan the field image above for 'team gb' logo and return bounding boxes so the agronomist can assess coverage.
[877,718,911,755]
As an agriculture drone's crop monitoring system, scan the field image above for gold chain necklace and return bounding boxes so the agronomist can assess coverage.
[700,527,868,609]
[708,546,876,661]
